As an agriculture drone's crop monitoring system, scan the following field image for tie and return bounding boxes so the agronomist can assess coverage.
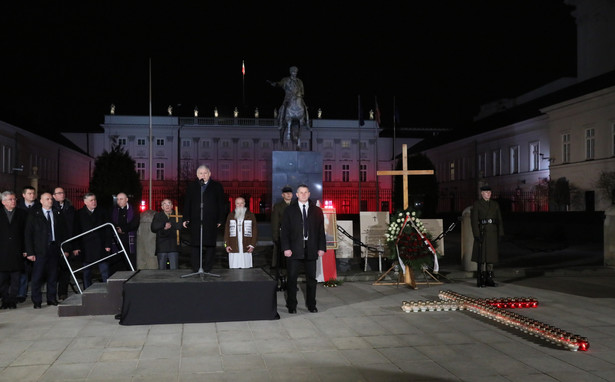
[46,210,55,242]
[302,204,308,239]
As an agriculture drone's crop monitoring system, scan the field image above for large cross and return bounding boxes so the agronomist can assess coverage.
[169,206,183,245]
[402,291,589,352]
[377,144,435,209]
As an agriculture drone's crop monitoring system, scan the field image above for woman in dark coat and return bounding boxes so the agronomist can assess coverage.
[471,185,504,287]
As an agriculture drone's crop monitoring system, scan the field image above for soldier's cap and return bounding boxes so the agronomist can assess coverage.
[282,186,293,193]
[480,185,492,191]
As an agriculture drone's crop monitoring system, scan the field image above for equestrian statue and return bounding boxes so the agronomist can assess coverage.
[267,66,310,150]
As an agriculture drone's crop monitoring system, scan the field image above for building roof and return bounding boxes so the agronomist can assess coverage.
[409,70,615,153]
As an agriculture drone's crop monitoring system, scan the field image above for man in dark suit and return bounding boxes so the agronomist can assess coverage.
[73,193,112,289]
[280,184,326,314]
[52,187,76,301]
[183,165,227,272]
[25,192,70,308]
[16,185,40,303]
[0,191,28,309]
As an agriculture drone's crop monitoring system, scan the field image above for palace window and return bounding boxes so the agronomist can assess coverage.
[492,149,501,176]
[136,162,145,180]
[360,164,367,182]
[510,145,519,174]
[449,161,455,181]
[182,139,191,148]
[585,128,595,160]
[342,164,350,182]
[562,132,571,163]
[156,138,165,146]
[529,141,540,171]
[117,137,127,146]
[324,164,332,182]
[341,140,351,149]
[478,152,487,177]
[137,138,146,146]
[156,162,164,180]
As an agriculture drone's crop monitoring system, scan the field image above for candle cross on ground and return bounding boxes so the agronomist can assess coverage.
[401,290,589,352]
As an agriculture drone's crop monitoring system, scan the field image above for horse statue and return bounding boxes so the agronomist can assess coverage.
[268,66,310,150]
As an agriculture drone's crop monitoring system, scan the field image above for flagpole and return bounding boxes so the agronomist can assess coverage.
[375,95,380,211]
[358,95,362,213]
[148,58,153,210]
[242,60,246,106]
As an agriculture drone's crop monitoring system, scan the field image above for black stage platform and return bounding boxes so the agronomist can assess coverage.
[119,269,279,325]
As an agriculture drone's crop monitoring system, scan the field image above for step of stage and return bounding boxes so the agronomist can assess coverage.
[58,271,136,317]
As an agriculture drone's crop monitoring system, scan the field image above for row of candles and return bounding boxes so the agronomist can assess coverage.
[400,290,589,352]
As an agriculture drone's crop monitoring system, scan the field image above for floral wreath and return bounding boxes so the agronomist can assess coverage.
[384,209,440,271]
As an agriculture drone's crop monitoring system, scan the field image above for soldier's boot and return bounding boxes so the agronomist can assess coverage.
[477,265,485,288]
[485,271,497,287]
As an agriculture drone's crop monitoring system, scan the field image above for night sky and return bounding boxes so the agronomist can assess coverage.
[1,1,576,136]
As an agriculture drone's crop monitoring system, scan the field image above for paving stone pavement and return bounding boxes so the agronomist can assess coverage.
[1,265,614,382]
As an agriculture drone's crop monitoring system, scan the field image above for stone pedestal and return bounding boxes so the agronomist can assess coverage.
[461,206,477,272]
[137,210,158,270]
[271,151,323,205]
[604,206,615,266]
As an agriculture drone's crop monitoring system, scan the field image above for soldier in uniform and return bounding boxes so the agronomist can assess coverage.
[471,185,504,287]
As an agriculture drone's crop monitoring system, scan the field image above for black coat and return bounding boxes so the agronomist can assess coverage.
[53,199,76,237]
[24,207,70,257]
[151,211,181,254]
[73,206,112,263]
[0,208,27,272]
[471,198,504,263]
[280,200,326,260]
[183,179,226,246]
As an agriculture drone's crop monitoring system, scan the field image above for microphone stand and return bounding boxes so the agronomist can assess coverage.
[182,179,220,280]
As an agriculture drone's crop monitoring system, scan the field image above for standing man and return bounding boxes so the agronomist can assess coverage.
[16,186,40,303]
[73,193,112,289]
[0,191,28,309]
[224,197,258,269]
[25,192,69,308]
[109,192,140,272]
[280,184,326,314]
[17,186,40,211]
[471,185,504,287]
[151,199,181,270]
[271,185,293,290]
[183,165,226,272]
[52,187,76,301]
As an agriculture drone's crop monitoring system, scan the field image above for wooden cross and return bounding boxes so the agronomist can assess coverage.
[375,143,435,288]
[169,206,183,245]
[377,144,434,210]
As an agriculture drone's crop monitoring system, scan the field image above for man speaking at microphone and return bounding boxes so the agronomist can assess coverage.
[183,165,227,272]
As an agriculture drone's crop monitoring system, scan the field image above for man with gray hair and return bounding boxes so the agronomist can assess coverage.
[0,191,28,309]
[183,165,227,272]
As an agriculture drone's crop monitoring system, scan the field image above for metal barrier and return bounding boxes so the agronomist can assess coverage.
[59,222,135,294]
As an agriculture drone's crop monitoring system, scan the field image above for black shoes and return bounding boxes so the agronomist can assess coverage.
[47,300,59,306]
[485,271,497,287]
[17,296,26,303]
[58,295,67,301]
[288,307,297,314]
[33,303,41,309]
[308,307,318,313]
